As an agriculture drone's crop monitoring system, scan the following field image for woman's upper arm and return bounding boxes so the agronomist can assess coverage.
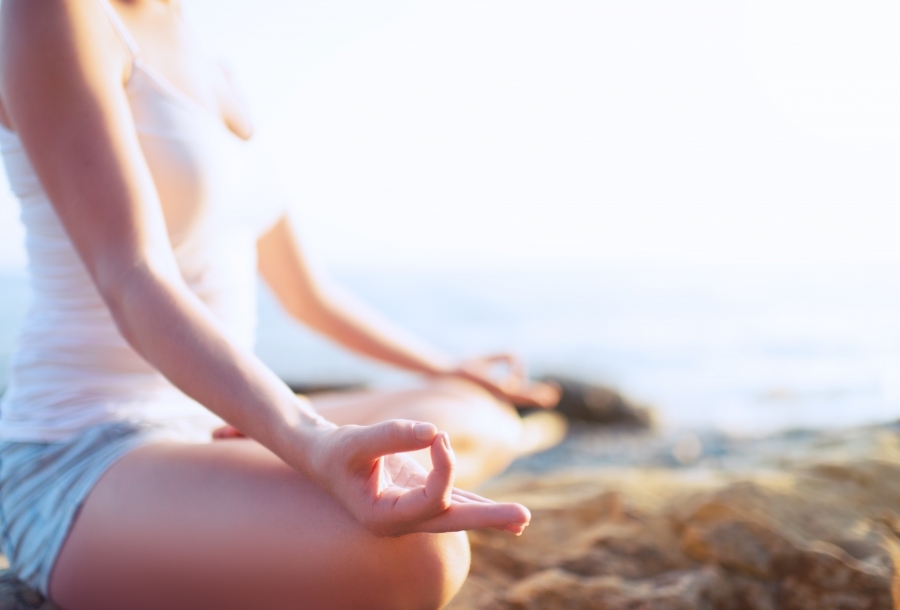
[257,214,326,319]
[0,0,180,294]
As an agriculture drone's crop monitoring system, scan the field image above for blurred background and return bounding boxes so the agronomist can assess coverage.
[1,0,899,434]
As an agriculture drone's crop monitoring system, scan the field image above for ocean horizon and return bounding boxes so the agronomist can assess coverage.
[2,261,900,436]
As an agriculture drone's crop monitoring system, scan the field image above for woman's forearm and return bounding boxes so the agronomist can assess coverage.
[258,216,456,377]
[106,263,330,471]
[296,282,456,376]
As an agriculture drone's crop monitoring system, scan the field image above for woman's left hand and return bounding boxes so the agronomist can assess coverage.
[216,419,529,535]
[307,420,531,537]
[373,430,529,536]
[451,353,561,408]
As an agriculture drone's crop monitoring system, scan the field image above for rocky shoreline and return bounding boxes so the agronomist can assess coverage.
[4,421,900,608]
[450,421,900,609]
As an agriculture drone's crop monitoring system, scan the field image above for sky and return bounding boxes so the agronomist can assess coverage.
[0,0,898,271]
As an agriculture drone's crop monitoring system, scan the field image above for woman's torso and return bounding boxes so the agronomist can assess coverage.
[0,0,283,442]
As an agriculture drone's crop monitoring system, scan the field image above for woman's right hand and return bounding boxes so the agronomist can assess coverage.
[452,354,561,408]
[300,419,531,537]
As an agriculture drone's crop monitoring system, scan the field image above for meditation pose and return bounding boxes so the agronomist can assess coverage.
[0,1,560,608]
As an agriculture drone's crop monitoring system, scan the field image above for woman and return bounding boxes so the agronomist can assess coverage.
[0,0,561,608]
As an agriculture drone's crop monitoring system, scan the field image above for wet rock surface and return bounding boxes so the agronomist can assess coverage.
[448,421,900,609]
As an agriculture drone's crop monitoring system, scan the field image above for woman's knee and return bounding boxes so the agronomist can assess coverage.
[431,377,520,424]
[381,531,471,610]
[432,377,505,407]
[454,385,521,449]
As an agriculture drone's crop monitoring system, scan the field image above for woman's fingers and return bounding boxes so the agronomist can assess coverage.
[448,489,526,534]
[534,381,562,408]
[450,488,497,504]
[348,420,437,462]
[338,420,535,536]
[424,432,455,508]
[517,380,562,408]
[414,500,531,534]
[456,353,561,408]
[380,432,455,524]
[469,353,525,390]
[487,353,528,387]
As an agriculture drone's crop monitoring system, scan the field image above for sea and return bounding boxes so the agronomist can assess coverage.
[2,262,900,436]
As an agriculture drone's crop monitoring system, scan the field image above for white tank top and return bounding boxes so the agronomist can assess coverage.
[0,2,285,442]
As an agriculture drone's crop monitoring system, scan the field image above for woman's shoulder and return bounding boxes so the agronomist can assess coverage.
[1,0,111,41]
[0,0,129,89]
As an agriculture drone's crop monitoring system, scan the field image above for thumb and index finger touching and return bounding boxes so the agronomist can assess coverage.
[348,419,438,463]
[344,418,532,534]
[459,353,561,409]
[349,418,455,502]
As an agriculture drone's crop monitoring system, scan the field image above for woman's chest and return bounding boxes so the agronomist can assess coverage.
[127,79,221,244]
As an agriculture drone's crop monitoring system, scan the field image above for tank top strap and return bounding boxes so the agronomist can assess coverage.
[98,0,141,60]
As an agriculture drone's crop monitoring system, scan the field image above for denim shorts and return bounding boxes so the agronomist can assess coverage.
[0,421,176,595]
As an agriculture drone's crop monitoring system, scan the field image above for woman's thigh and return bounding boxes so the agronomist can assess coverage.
[48,439,470,610]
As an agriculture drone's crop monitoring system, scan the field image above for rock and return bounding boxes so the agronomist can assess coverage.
[677,498,893,608]
[525,376,654,428]
[284,381,366,396]
[5,421,900,609]
[502,569,594,610]
[447,424,900,609]
[0,572,59,610]
[503,566,734,610]
[562,519,692,579]
[678,502,795,579]
[777,542,893,610]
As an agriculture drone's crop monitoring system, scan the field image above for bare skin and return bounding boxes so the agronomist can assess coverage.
[50,439,474,610]
[0,0,561,607]
[309,379,528,490]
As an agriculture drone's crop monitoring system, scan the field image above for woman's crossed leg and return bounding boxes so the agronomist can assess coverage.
[309,379,566,489]
[49,439,471,610]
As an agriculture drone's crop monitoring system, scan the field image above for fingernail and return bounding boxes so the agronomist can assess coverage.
[414,423,436,442]
[442,433,451,451]
[509,523,528,535]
